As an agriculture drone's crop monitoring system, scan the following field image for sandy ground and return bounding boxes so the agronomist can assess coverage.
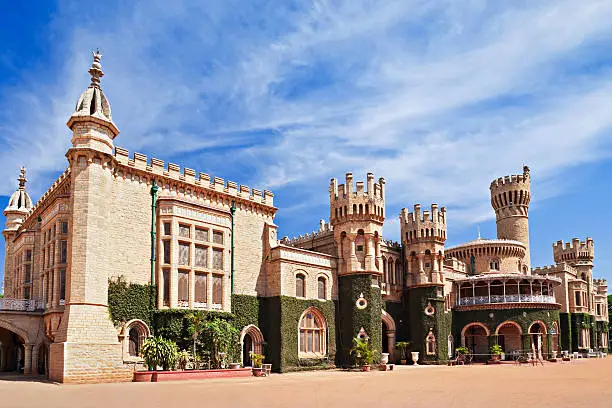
[1,358,612,408]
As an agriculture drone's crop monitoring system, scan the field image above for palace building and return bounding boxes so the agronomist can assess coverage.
[1,53,609,383]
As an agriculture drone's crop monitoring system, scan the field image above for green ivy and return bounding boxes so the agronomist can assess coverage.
[153,308,233,351]
[108,276,156,327]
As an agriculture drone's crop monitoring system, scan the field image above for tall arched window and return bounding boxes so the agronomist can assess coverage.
[426,331,436,355]
[490,258,500,271]
[299,308,326,356]
[296,273,306,298]
[317,277,326,300]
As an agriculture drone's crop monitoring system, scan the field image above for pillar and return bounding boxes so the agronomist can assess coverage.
[23,344,33,375]
[387,331,396,362]
[31,345,39,375]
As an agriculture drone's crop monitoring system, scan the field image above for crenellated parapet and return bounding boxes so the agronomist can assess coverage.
[553,237,594,264]
[490,166,531,218]
[282,220,333,246]
[533,261,578,277]
[329,172,385,226]
[400,203,447,244]
[113,147,274,208]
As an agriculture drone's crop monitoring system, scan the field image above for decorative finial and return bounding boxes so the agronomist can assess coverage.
[88,49,104,88]
[18,167,27,190]
[523,165,530,177]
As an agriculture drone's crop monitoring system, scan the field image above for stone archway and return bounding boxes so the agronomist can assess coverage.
[529,321,547,359]
[0,322,27,373]
[381,310,396,362]
[461,323,490,361]
[495,321,522,357]
[240,325,264,367]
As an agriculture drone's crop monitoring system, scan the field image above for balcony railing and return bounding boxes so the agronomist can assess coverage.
[458,294,556,306]
[0,298,44,312]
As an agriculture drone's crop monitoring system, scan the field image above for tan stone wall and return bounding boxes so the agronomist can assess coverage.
[50,342,132,384]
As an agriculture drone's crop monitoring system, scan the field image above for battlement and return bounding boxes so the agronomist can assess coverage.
[281,220,333,246]
[553,237,594,263]
[113,147,274,208]
[533,261,577,277]
[329,172,385,225]
[490,166,531,189]
[400,203,447,243]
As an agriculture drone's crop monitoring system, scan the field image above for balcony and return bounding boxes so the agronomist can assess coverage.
[0,298,44,312]
[458,294,556,306]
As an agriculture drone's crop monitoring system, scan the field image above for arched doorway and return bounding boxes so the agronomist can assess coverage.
[529,321,547,359]
[381,310,396,362]
[0,326,25,372]
[462,323,489,361]
[496,321,522,358]
[240,325,264,367]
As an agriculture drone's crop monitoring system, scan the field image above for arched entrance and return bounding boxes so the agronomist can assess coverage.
[381,310,396,362]
[0,326,25,372]
[496,321,522,358]
[462,323,489,361]
[529,321,547,359]
[240,325,264,367]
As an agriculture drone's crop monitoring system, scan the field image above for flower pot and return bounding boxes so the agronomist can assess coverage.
[252,368,264,377]
[400,359,407,365]
[491,354,501,361]
[229,363,241,369]
[380,353,389,365]
[361,365,371,372]
[411,352,420,365]
[551,351,558,359]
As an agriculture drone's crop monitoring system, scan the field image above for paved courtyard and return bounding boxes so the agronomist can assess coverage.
[2,358,611,408]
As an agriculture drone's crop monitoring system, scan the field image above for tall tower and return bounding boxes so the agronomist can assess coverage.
[50,51,130,382]
[329,172,385,366]
[490,166,531,270]
[553,238,595,311]
[401,204,447,285]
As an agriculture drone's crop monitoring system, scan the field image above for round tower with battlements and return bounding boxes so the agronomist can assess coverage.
[401,204,447,285]
[329,172,385,366]
[490,166,531,271]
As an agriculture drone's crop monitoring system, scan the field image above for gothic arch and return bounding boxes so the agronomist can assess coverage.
[381,310,397,362]
[240,325,264,366]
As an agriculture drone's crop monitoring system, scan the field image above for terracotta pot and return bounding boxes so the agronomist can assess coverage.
[133,371,154,382]
[400,359,407,365]
[361,365,371,372]
[491,354,501,361]
[252,368,264,377]
[229,363,241,369]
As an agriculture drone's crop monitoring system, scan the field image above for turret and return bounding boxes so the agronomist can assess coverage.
[490,165,531,270]
[401,204,446,285]
[3,167,32,232]
[329,172,385,276]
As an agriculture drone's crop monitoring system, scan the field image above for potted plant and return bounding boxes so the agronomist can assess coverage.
[250,352,265,376]
[176,350,191,371]
[395,341,412,365]
[489,344,503,363]
[350,337,374,371]
[141,336,178,371]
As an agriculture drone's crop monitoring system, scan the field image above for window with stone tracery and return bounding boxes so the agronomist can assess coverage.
[426,332,436,355]
[212,275,223,305]
[195,273,207,304]
[212,248,223,270]
[195,245,208,268]
[179,242,190,265]
[299,308,326,355]
[178,271,189,305]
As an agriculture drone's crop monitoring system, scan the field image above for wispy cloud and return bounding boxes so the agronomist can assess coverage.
[2,0,612,240]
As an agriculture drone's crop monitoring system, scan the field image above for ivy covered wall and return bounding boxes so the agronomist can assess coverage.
[337,274,382,367]
[108,277,156,327]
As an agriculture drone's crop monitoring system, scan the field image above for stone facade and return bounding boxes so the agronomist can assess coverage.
[1,53,609,382]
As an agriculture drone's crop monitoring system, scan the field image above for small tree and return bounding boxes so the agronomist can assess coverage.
[141,337,178,371]
[186,311,207,368]
[202,318,240,368]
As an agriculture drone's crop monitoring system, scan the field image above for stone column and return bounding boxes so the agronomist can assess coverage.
[31,345,39,376]
[24,344,33,375]
[364,234,375,271]
[387,331,396,363]
[188,270,195,309]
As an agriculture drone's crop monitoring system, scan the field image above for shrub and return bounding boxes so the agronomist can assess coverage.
[490,344,503,356]
[350,337,374,366]
[176,350,191,371]
[141,337,178,371]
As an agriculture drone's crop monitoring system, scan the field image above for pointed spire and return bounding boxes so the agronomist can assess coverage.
[18,167,27,190]
[88,49,104,89]
[477,226,481,240]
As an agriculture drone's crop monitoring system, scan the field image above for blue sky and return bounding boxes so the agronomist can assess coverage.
[2,1,612,293]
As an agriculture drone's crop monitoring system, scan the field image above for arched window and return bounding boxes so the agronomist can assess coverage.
[123,319,151,361]
[490,258,500,271]
[426,331,436,355]
[296,273,306,298]
[317,277,326,300]
[299,308,326,356]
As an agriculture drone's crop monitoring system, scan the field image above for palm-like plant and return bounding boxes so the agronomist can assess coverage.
[350,337,374,366]
[186,311,207,368]
[141,337,178,371]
